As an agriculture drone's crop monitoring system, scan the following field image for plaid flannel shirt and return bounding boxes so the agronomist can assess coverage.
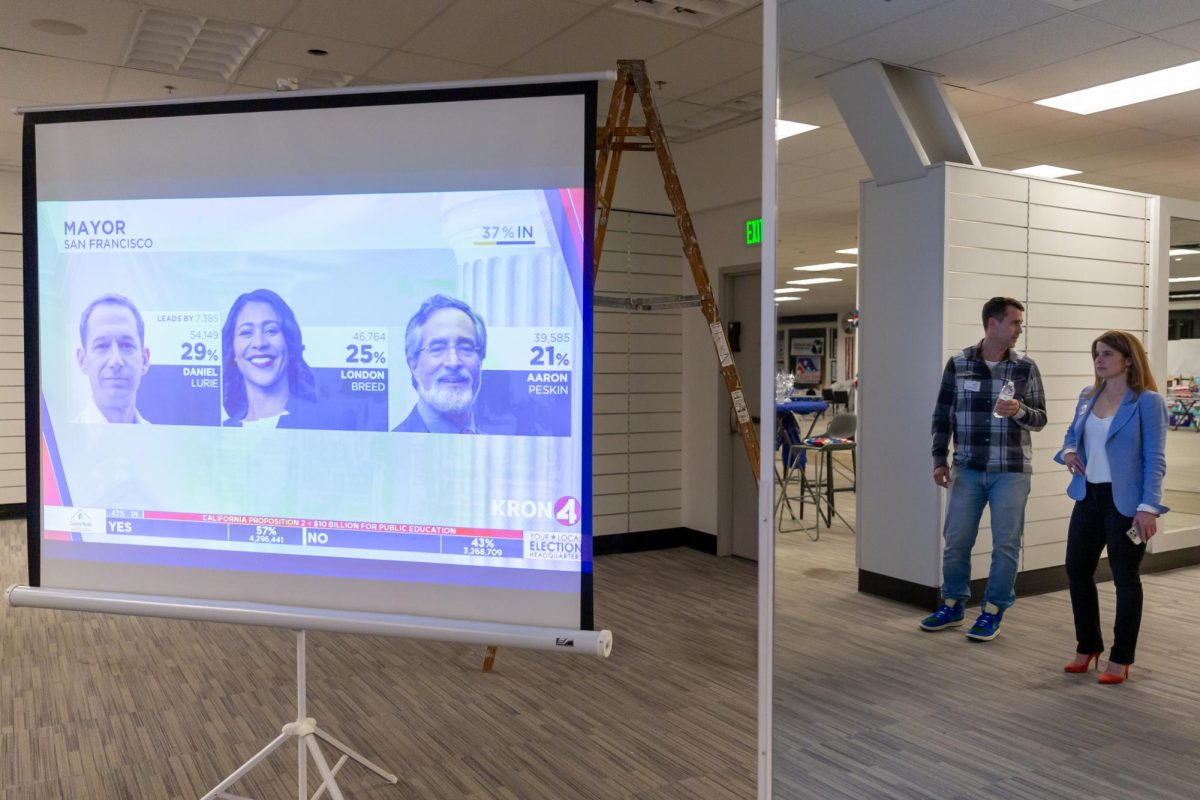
[932,343,1047,473]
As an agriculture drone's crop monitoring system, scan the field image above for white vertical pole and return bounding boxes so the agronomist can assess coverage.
[298,630,307,799]
[759,2,778,799]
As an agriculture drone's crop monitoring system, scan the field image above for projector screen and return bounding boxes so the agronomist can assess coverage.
[23,81,595,631]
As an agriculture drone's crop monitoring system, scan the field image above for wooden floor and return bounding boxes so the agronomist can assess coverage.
[4,499,1200,799]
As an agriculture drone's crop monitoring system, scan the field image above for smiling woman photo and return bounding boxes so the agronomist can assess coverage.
[220,288,324,429]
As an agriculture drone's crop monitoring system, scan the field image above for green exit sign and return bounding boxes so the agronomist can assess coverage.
[745,217,762,246]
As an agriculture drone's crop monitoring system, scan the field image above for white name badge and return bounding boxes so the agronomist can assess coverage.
[964,379,981,392]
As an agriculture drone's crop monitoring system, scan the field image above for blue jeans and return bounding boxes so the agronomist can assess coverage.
[941,467,1031,610]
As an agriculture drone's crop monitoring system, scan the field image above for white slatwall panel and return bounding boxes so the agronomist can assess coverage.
[0,232,21,505]
[593,211,682,537]
[944,167,1151,577]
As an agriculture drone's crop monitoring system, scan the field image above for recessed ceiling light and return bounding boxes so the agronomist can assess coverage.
[1036,59,1200,114]
[835,247,858,255]
[794,262,856,272]
[31,18,87,36]
[776,119,819,140]
[1169,276,1200,283]
[1169,248,1200,256]
[786,277,843,286]
[775,296,802,302]
[1012,164,1081,178]
[774,287,809,293]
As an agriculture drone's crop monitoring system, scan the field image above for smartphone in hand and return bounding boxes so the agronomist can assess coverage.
[1126,525,1143,545]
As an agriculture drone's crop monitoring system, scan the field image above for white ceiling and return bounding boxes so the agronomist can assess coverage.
[3,0,1200,316]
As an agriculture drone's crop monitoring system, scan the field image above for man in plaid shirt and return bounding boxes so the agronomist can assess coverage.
[921,297,1046,641]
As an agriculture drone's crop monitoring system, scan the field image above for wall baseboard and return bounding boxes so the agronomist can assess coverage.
[593,527,716,556]
[861,544,1200,610]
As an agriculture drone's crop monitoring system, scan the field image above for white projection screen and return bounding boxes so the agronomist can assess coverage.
[20,80,597,636]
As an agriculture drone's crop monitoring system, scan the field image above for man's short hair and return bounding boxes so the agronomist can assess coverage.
[79,294,145,348]
[981,296,1024,329]
[404,294,488,367]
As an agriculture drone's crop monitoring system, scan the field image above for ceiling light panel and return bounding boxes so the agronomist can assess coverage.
[124,6,266,82]
[1036,59,1200,115]
[786,277,843,286]
[835,247,858,255]
[1169,248,1200,256]
[794,262,856,272]
[613,0,757,30]
[1012,164,1081,178]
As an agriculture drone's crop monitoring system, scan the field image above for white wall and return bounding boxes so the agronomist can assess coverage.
[859,163,1153,591]
[0,170,19,231]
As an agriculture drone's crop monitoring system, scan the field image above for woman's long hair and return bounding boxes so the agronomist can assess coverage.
[1088,330,1158,398]
[221,289,317,421]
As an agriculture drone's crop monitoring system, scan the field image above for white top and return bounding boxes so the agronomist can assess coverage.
[1083,414,1113,484]
[73,399,151,424]
[240,412,286,429]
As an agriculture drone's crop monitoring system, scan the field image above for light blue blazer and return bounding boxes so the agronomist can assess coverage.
[1054,385,1169,517]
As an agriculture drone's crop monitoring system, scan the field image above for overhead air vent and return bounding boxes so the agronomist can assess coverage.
[612,0,755,29]
[123,6,266,82]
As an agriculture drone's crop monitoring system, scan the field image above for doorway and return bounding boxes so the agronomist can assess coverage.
[722,269,761,560]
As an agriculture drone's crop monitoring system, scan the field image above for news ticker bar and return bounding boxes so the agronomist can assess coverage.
[43,507,582,562]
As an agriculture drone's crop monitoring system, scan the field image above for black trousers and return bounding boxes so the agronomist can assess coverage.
[1065,482,1146,664]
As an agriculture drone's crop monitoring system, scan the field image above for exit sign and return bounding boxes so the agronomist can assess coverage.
[745,217,762,245]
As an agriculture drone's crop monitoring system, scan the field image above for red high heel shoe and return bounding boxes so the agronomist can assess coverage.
[1064,653,1101,673]
[1099,663,1130,685]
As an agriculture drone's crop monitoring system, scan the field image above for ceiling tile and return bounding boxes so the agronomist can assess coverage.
[0,49,114,106]
[683,69,762,108]
[646,34,761,101]
[150,0,297,27]
[975,115,1127,156]
[779,94,844,127]
[236,59,306,90]
[367,51,494,84]
[105,67,230,103]
[1090,89,1200,127]
[708,4,762,44]
[778,125,855,161]
[1141,114,1200,138]
[1149,18,1200,54]
[0,0,139,65]
[959,102,1075,139]
[943,87,1021,117]
[810,148,867,172]
[281,0,448,49]
[403,0,593,68]
[252,30,389,74]
[917,13,1135,87]
[506,9,695,74]
[978,35,1199,101]
[657,101,717,125]
[1061,139,1200,172]
[778,0,951,53]
[1001,126,1174,164]
[779,54,848,106]
[1078,0,1200,34]
[817,0,1061,66]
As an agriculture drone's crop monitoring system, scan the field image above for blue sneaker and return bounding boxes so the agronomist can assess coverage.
[965,604,1004,641]
[919,602,964,631]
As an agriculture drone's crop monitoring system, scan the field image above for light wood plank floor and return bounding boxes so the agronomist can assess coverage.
[4,497,1200,799]
[775,470,1200,800]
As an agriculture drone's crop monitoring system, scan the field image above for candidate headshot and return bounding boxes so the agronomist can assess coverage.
[394,294,492,434]
[74,294,151,424]
[221,289,326,429]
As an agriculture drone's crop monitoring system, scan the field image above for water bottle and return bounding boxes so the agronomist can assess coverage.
[993,379,1015,418]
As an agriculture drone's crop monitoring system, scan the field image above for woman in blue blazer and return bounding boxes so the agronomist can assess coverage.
[1054,330,1168,685]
